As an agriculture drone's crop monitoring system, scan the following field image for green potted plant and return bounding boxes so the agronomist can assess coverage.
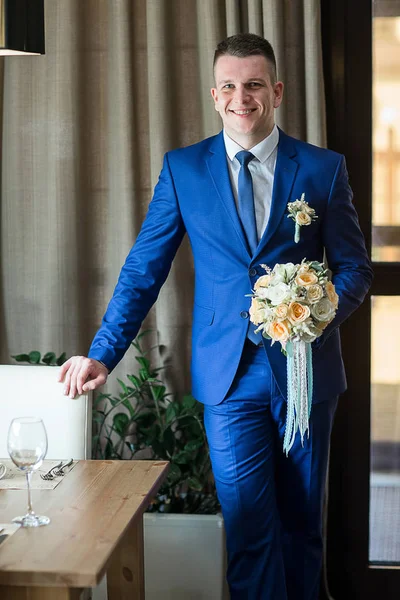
[91,332,219,515]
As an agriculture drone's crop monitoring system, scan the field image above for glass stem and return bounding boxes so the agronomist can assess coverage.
[26,471,34,515]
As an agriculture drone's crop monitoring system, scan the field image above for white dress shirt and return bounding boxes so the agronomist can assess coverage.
[223,125,279,242]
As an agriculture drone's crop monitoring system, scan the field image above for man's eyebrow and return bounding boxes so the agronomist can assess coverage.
[218,78,267,85]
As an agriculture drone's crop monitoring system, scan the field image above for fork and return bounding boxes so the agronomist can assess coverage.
[53,459,73,476]
[40,461,64,481]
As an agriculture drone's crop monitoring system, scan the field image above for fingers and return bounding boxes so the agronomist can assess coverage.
[76,362,107,395]
[82,371,107,392]
[58,357,73,382]
[60,357,108,399]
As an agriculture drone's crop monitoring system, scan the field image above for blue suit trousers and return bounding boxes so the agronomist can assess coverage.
[204,341,338,600]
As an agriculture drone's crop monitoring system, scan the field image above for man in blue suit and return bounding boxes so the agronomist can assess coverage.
[60,34,373,599]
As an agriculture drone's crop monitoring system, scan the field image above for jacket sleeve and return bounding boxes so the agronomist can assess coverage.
[88,153,186,370]
[315,155,373,347]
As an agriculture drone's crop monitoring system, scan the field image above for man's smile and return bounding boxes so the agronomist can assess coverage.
[229,108,257,116]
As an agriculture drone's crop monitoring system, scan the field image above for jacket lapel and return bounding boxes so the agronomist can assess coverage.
[254,129,298,259]
[205,132,251,258]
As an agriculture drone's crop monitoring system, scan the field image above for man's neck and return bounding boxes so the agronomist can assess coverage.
[224,126,275,150]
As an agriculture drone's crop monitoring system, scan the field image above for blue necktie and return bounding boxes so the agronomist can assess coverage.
[236,151,261,346]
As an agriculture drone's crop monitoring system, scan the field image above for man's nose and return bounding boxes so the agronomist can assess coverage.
[233,86,250,104]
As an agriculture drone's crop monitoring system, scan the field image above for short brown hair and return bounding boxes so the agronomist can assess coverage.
[213,33,277,82]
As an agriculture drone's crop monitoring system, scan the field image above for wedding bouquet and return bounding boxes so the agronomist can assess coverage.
[249,260,339,455]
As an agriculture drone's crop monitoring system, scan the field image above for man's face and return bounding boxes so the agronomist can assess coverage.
[211,54,284,148]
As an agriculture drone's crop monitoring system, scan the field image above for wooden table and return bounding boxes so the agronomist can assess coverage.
[0,459,169,599]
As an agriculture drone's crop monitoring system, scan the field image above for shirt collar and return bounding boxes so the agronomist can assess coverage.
[223,125,279,164]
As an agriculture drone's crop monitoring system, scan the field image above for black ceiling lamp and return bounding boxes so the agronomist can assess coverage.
[0,0,45,56]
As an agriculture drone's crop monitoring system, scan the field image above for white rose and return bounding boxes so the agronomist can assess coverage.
[311,298,336,322]
[272,263,296,283]
[264,282,292,306]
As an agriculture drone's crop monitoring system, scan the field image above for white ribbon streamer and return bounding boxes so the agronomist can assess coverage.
[283,340,313,456]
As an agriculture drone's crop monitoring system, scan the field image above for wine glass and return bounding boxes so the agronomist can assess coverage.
[7,417,51,527]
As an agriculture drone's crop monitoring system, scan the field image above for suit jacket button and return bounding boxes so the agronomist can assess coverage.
[240,311,249,319]
[249,267,257,277]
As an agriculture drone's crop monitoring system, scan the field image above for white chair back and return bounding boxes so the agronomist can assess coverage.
[0,365,92,459]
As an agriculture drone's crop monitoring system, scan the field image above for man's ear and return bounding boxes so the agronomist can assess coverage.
[211,87,218,104]
[273,82,284,109]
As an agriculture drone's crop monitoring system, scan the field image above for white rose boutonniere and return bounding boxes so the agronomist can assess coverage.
[287,193,317,243]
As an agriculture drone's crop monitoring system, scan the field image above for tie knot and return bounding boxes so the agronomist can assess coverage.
[236,150,254,168]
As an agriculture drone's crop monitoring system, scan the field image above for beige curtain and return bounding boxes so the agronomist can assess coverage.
[0,0,326,395]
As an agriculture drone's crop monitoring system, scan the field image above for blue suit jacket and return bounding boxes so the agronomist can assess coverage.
[89,129,373,405]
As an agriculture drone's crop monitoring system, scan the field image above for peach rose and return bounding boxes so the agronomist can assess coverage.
[275,303,289,320]
[249,298,265,325]
[295,270,318,287]
[306,284,323,304]
[268,320,291,343]
[325,281,339,308]
[295,211,312,226]
[254,274,271,290]
[288,302,311,324]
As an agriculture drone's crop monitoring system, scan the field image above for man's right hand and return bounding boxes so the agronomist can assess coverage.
[58,356,109,399]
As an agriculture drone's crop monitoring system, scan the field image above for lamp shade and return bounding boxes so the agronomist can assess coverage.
[0,0,45,55]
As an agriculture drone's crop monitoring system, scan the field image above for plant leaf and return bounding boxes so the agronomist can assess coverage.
[11,353,31,363]
[182,394,197,410]
[165,402,178,424]
[112,413,129,436]
[28,351,41,364]
[127,374,141,389]
[117,378,130,396]
[151,385,166,401]
[184,440,204,453]
[56,352,67,365]
[42,352,56,365]
[122,398,135,418]
[187,476,203,492]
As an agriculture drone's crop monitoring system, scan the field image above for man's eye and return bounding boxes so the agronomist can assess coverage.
[248,82,262,88]
[222,84,234,89]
